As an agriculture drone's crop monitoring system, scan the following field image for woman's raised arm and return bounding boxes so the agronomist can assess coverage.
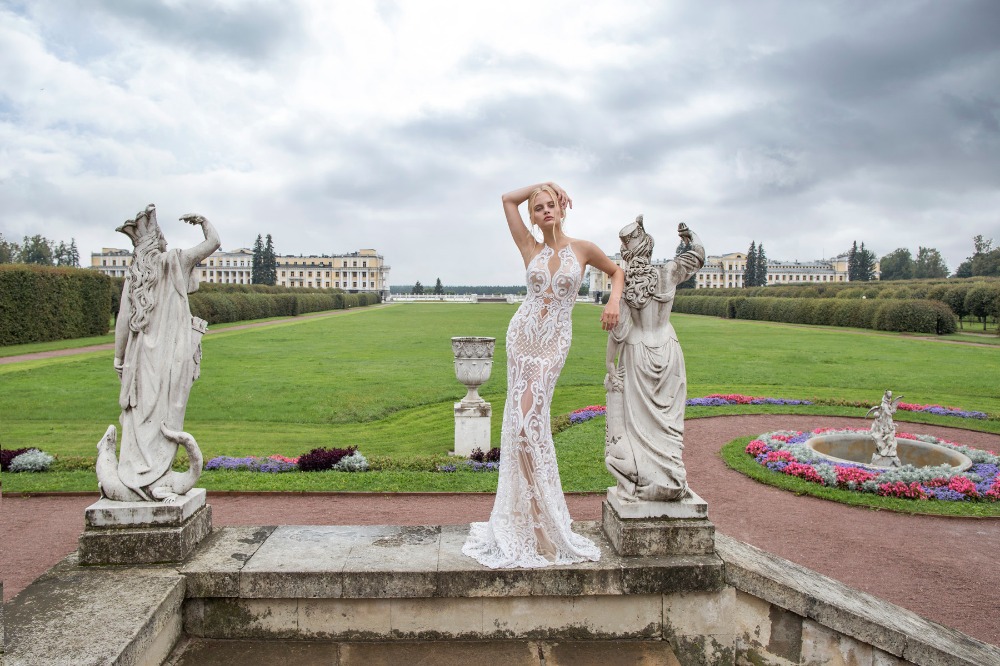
[502,182,572,265]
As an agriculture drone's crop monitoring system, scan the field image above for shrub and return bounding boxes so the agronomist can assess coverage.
[297,446,358,471]
[335,452,370,472]
[469,447,501,463]
[8,449,55,472]
[1,447,31,471]
[0,265,113,345]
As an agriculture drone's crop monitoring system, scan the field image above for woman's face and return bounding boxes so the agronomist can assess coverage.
[530,190,562,231]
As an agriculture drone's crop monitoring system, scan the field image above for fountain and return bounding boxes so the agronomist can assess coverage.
[804,390,973,471]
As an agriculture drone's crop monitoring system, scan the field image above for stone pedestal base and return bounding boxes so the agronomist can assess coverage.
[453,401,491,457]
[79,488,212,565]
[602,487,715,557]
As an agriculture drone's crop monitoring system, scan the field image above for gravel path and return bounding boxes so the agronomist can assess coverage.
[2,414,998,647]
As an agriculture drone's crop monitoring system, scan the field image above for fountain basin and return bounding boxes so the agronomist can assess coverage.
[805,433,972,471]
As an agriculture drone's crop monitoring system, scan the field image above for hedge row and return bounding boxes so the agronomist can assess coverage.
[674,278,1000,322]
[673,295,957,334]
[188,290,380,325]
[0,265,113,345]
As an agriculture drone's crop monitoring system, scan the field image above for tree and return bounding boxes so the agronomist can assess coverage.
[964,284,999,330]
[19,235,54,265]
[913,247,949,279]
[0,233,20,263]
[953,260,973,278]
[756,243,767,286]
[68,238,80,267]
[412,281,424,295]
[847,241,859,281]
[433,278,444,295]
[263,235,277,285]
[848,242,876,282]
[251,235,264,284]
[879,248,913,281]
[744,241,757,288]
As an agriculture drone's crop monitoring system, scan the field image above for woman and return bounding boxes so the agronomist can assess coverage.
[463,182,625,568]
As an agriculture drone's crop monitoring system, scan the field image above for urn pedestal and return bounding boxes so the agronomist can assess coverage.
[451,337,495,457]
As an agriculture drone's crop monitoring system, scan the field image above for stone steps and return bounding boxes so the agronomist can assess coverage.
[165,638,683,665]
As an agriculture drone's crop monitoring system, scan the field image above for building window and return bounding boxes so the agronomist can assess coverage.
[363,261,367,267]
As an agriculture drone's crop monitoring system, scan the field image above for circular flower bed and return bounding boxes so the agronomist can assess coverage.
[748,428,1000,502]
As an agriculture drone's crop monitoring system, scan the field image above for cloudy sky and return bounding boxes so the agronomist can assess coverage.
[2,1,998,284]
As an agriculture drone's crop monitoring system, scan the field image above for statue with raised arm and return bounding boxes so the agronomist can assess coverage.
[604,216,705,502]
[866,389,903,467]
[96,204,220,503]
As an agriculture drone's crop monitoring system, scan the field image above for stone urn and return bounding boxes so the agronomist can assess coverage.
[452,336,496,405]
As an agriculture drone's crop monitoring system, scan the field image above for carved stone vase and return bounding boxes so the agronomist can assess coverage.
[451,337,495,405]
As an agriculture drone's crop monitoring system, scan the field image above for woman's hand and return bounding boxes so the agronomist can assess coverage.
[548,182,573,212]
[600,302,619,331]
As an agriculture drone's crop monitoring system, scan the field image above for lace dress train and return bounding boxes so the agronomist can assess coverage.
[463,243,601,568]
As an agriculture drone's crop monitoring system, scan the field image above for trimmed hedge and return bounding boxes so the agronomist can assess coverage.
[674,295,956,334]
[188,289,379,325]
[0,265,113,345]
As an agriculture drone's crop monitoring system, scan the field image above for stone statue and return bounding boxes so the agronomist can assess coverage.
[866,389,903,467]
[96,204,220,502]
[604,216,705,502]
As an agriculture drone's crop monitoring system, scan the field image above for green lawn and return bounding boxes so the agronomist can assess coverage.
[2,304,998,494]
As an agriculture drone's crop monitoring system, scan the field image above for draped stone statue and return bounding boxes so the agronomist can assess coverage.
[867,389,903,467]
[96,204,220,503]
[604,216,705,502]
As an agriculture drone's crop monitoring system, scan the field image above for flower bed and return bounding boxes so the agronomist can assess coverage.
[747,428,1000,502]
[567,394,812,425]
[811,398,989,420]
[204,450,369,473]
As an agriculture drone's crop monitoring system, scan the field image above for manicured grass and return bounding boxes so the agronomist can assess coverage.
[720,436,1000,517]
[2,304,998,492]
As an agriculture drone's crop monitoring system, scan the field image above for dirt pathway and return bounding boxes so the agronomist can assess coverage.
[2,414,998,647]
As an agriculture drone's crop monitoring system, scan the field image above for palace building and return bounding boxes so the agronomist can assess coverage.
[588,251,879,294]
[91,247,390,298]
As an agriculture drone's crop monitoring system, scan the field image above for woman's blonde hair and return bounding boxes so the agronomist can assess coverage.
[527,185,566,226]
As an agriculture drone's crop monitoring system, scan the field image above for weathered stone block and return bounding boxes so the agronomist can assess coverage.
[802,619,873,666]
[603,500,716,557]
[299,598,392,639]
[606,486,709,519]
[389,597,485,639]
[180,525,276,597]
[84,487,206,528]
[482,594,663,639]
[78,503,212,565]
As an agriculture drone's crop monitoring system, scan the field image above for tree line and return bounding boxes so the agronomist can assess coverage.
[880,235,1000,281]
[0,233,80,267]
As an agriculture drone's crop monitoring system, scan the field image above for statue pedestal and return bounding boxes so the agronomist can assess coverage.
[79,488,212,565]
[602,487,715,557]
[453,401,491,457]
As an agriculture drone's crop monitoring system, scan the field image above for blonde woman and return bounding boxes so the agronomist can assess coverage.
[463,182,624,568]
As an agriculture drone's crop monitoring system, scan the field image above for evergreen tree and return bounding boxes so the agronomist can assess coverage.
[251,235,264,284]
[756,243,767,286]
[54,241,69,266]
[857,243,876,282]
[69,238,80,267]
[879,248,913,280]
[847,241,859,281]
[744,241,757,288]
[263,235,278,285]
[412,281,424,295]
[434,277,444,295]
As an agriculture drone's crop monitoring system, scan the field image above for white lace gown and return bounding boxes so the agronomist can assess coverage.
[463,243,602,568]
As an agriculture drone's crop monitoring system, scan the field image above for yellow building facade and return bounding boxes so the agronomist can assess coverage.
[91,247,390,297]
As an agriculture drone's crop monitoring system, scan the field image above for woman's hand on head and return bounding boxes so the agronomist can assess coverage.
[548,183,573,212]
